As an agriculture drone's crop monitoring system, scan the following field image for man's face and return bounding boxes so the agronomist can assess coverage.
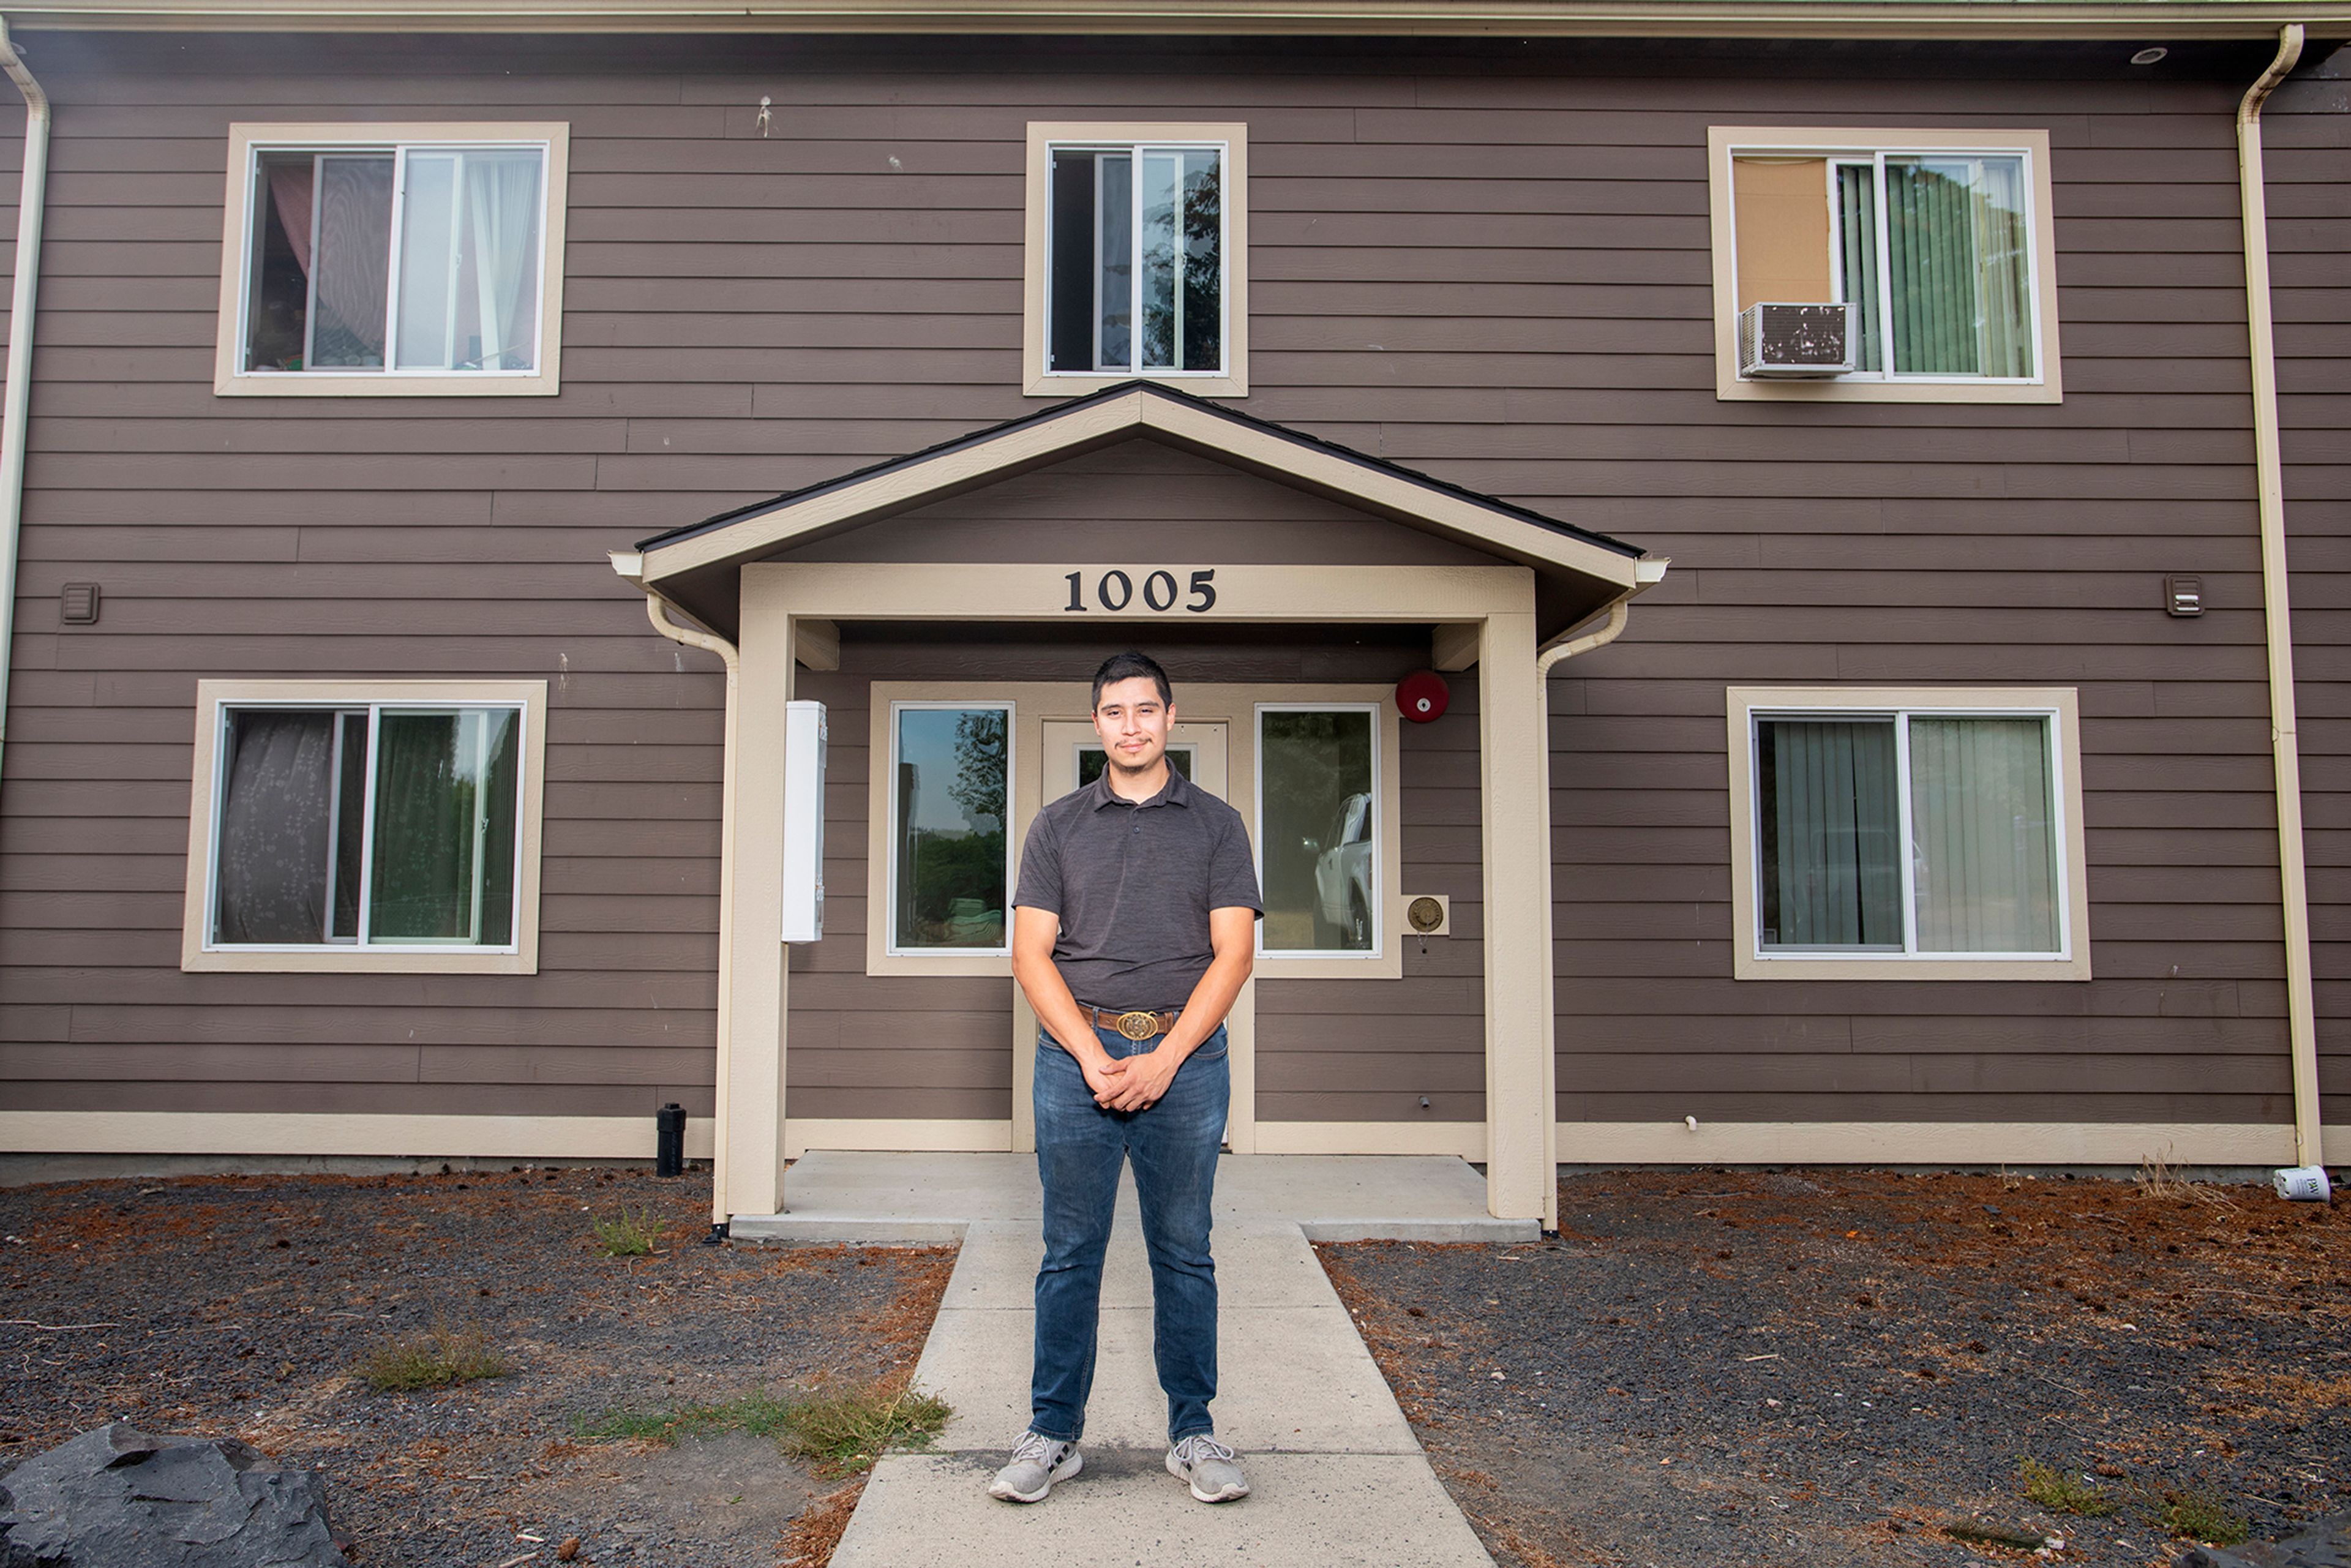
[1092,675,1174,777]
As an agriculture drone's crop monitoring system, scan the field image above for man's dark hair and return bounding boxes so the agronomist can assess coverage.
[1091,650,1172,711]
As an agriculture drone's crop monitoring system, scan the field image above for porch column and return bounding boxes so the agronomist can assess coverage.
[1479,606,1551,1221]
[726,579,796,1218]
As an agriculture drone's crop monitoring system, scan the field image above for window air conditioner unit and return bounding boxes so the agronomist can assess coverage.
[1738,302,1854,378]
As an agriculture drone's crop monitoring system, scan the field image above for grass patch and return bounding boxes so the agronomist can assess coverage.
[591,1208,662,1257]
[2133,1148,2240,1212]
[2162,1490,2249,1545]
[575,1378,950,1476]
[778,1381,952,1474]
[356,1322,511,1393]
[2017,1457,2118,1517]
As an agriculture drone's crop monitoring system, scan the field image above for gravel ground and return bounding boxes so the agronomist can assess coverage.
[1319,1169,2349,1568]
[0,1166,955,1568]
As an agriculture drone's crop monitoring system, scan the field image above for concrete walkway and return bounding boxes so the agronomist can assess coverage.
[738,1152,1529,1567]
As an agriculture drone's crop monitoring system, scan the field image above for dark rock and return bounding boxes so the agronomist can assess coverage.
[2175,1516,2351,1568]
[0,1423,345,1567]
[1947,1518,2049,1549]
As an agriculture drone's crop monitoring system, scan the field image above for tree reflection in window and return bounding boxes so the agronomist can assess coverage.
[894,706,1009,951]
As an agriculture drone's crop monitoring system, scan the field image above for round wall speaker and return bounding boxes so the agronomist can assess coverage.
[1395,670,1450,724]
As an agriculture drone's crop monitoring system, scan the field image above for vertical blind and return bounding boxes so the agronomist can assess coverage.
[1834,154,2033,378]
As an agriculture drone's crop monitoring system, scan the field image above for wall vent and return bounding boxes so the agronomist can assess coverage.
[1738,302,1854,378]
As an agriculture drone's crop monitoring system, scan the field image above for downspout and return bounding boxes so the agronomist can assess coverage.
[0,17,50,798]
[2237,24,2322,1171]
[1529,560,1666,1231]
[612,554,741,1237]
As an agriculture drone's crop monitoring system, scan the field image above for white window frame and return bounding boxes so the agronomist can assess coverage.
[181,679,547,974]
[213,121,569,397]
[1253,701,1393,968]
[1708,126,2060,405]
[881,699,1016,962]
[1726,686,2091,981]
[1024,121,1248,398]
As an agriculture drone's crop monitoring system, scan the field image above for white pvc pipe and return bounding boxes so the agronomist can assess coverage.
[2236,24,2320,1171]
[0,15,49,798]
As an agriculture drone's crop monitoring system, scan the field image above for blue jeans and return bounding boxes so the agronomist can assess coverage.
[1030,1022,1229,1445]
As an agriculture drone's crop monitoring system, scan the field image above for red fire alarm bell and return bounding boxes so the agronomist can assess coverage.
[1395,670,1450,724]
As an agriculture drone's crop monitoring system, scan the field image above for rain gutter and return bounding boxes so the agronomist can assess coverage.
[612,551,740,1238]
[1530,559,1666,1230]
[0,15,48,805]
[2237,23,2323,1171]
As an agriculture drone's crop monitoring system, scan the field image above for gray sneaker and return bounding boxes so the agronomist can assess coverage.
[1166,1433,1250,1502]
[986,1430,1081,1502]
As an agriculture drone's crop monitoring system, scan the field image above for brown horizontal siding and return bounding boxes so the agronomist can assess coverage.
[2272,51,2351,1144]
[0,31,2332,1141]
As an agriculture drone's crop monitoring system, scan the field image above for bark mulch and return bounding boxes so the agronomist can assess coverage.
[1319,1169,2348,1568]
[0,1166,956,1568]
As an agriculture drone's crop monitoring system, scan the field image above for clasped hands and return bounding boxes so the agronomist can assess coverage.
[1081,1046,1183,1112]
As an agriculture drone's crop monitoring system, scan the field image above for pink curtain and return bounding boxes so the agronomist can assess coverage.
[268,162,312,278]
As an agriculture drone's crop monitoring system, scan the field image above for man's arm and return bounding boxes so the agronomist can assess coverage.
[1012,904,1130,1106]
[1099,904,1254,1113]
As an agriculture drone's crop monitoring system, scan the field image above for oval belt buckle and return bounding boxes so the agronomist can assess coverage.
[1114,1010,1159,1042]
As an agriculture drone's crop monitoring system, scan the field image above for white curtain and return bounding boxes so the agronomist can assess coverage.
[392,148,541,371]
[464,150,544,370]
[1908,718,2058,952]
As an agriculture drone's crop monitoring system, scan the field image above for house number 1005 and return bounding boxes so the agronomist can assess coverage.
[1062,569,1218,613]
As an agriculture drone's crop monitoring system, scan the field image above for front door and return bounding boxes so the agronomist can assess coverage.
[1014,719,1243,1150]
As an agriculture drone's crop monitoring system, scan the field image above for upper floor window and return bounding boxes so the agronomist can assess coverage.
[1024,123,1248,397]
[214,123,569,397]
[1708,128,2060,405]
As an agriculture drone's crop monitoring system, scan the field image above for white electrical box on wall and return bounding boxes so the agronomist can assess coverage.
[781,700,827,943]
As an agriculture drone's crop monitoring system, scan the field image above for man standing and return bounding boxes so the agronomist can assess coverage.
[987,651,1261,1506]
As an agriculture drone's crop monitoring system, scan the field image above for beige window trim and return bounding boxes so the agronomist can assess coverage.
[181,678,549,974]
[212,121,569,398]
[1708,126,2061,405]
[863,679,1402,981]
[1023,121,1248,398]
[1725,685,2090,981]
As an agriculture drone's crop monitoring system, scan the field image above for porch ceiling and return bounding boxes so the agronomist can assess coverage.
[629,381,1654,644]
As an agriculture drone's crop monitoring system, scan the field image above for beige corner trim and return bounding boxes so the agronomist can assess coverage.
[1558,1121,2334,1167]
[642,389,1640,593]
[1707,126,2060,405]
[10,2,2347,39]
[1725,685,2091,981]
[0,1111,714,1160]
[1253,1120,1486,1158]
[783,1119,1014,1157]
[212,121,569,399]
[181,678,549,975]
[1024,123,1248,398]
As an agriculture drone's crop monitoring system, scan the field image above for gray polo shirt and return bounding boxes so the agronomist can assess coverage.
[1013,767,1263,1012]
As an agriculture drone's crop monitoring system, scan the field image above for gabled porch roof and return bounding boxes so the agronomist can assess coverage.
[630,380,1654,643]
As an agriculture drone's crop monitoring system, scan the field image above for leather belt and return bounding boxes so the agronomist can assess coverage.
[1084,1004,1180,1042]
